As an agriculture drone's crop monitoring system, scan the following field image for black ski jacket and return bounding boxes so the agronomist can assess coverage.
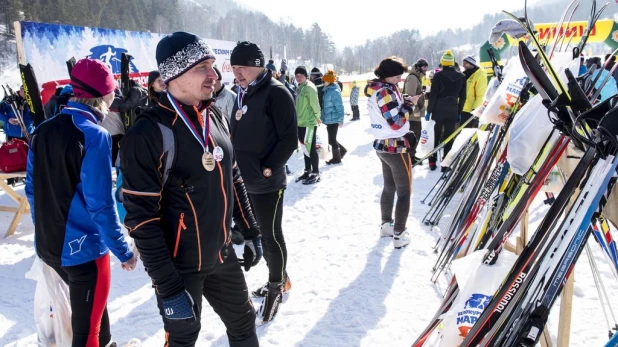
[120,93,258,299]
[427,66,467,119]
[230,70,298,195]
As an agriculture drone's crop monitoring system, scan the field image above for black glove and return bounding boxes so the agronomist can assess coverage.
[239,237,262,272]
[161,290,197,323]
[403,131,417,149]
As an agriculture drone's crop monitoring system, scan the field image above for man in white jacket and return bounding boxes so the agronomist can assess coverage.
[213,66,237,121]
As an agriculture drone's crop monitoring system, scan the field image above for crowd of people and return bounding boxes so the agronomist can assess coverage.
[11,29,618,347]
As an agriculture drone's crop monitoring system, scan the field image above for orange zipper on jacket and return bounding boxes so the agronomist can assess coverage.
[184,191,202,271]
[173,213,187,258]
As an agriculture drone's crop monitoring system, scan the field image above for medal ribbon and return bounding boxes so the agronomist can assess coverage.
[237,88,246,111]
[167,91,210,153]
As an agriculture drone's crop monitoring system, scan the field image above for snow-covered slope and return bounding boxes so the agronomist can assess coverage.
[0,99,616,346]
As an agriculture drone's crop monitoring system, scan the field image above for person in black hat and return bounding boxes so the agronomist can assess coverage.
[147,70,166,105]
[310,67,325,108]
[213,66,237,120]
[120,32,261,347]
[230,41,298,324]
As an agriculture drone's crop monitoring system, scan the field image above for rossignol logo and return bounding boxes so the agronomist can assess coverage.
[496,272,527,313]
[483,250,497,265]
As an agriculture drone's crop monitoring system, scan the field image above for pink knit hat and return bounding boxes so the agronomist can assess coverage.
[70,59,117,99]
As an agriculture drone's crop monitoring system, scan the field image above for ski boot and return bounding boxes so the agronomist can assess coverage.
[380,220,394,238]
[302,173,320,185]
[295,171,310,183]
[256,281,284,325]
[393,229,410,249]
[428,162,437,171]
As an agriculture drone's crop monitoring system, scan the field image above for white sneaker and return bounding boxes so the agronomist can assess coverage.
[393,230,410,249]
[380,221,394,237]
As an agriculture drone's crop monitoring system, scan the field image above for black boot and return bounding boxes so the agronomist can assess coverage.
[326,148,342,165]
[256,281,283,325]
[295,171,310,183]
[339,143,347,159]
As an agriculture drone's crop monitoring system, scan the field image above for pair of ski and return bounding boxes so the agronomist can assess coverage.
[454,17,618,347]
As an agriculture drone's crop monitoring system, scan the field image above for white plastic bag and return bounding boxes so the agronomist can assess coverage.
[507,94,560,175]
[441,128,477,168]
[477,59,527,126]
[315,125,331,161]
[437,250,518,346]
[416,118,435,158]
[26,257,73,347]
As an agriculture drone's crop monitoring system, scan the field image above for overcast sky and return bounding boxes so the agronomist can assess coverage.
[233,0,545,47]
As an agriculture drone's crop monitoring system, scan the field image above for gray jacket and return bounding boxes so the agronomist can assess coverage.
[215,87,237,121]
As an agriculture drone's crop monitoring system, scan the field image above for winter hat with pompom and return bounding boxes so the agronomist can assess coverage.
[323,70,337,84]
[70,58,116,99]
[440,50,455,67]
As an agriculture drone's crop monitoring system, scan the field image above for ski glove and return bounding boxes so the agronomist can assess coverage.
[425,112,431,121]
[162,290,196,322]
[239,237,263,271]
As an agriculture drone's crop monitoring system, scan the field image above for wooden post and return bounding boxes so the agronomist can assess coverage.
[557,274,575,346]
[13,21,26,65]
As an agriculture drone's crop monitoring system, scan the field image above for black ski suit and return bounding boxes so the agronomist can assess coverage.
[427,66,466,163]
[230,70,298,284]
[121,95,260,347]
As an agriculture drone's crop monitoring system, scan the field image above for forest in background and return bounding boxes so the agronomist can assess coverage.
[0,0,609,75]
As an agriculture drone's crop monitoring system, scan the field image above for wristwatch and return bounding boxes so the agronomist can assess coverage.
[262,168,272,178]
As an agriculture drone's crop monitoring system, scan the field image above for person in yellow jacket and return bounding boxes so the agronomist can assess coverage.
[294,66,322,184]
[461,55,487,128]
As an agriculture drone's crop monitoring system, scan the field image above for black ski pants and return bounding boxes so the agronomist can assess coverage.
[154,247,258,347]
[325,123,347,153]
[298,126,319,173]
[50,253,112,347]
[429,117,458,164]
[351,105,360,119]
[249,189,287,284]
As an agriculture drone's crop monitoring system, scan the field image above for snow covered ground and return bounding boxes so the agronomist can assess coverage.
[0,99,617,347]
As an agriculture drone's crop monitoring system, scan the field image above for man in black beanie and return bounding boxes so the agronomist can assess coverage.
[310,67,325,108]
[121,32,261,347]
[230,40,298,324]
[213,65,237,120]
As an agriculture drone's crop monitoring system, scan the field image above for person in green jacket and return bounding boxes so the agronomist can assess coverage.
[461,56,487,128]
[294,66,322,185]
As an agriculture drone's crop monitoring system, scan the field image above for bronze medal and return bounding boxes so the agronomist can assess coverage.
[235,109,243,121]
[202,152,216,171]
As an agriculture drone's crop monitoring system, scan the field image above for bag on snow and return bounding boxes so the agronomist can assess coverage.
[0,138,28,173]
[416,118,435,158]
[437,250,518,346]
[25,257,73,346]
